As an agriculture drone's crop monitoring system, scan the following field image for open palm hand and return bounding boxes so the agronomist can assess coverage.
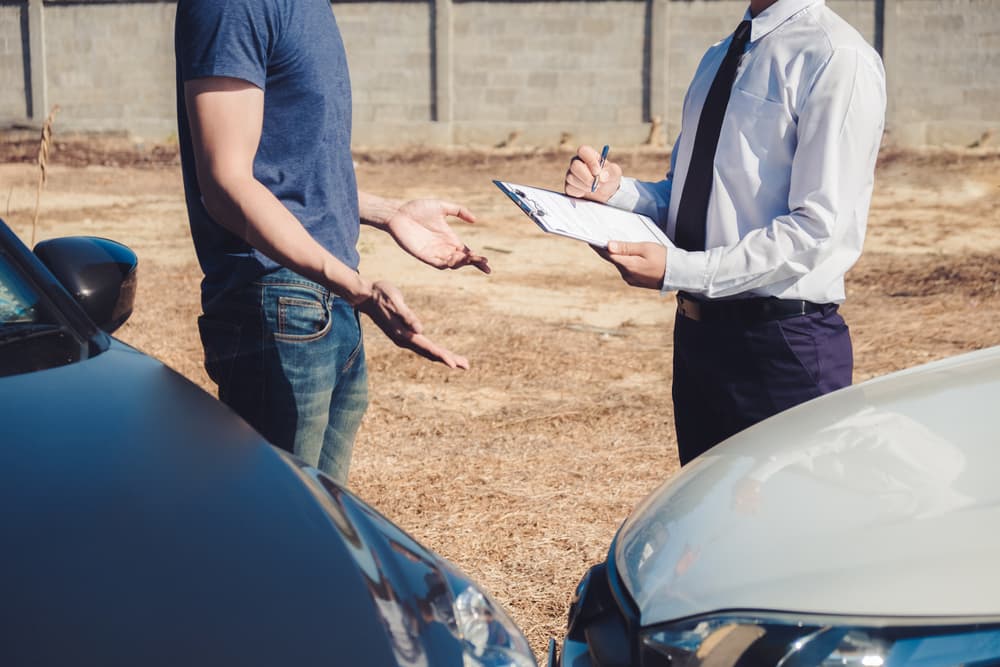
[386,199,490,273]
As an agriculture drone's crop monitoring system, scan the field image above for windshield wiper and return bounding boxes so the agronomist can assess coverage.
[0,322,66,346]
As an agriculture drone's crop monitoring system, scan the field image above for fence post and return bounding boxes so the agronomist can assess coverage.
[880,0,905,144]
[433,0,454,140]
[27,0,48,121]
[648,0,670,140]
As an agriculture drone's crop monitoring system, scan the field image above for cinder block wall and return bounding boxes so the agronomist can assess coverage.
[450,1,648,146]
[886,0,999,145]
[336,2,433,127]
[665,0,746,142]
[663,0,876,142]
[0,3,26,120]
[1,0,998,148]
[44,1,176,139]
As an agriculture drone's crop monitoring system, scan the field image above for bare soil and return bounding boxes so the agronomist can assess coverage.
[3,133,999,661]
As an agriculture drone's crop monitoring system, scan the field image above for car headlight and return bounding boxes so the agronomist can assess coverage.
[641,613,1000,667]
[453,585,536,667]
[278,455,537,667]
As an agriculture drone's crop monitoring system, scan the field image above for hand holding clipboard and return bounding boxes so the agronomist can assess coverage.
[493,180,668,248]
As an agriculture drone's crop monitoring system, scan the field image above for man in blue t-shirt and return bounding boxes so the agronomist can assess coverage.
[175,0,490,484]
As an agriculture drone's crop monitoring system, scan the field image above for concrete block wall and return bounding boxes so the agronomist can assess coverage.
[450,1,648,146]
[827,0,876,41]
[886,0,1000,146]
[664,0,875,141]
[665,0,745,141]
[1,0,998,148]
[335,2,433,127]
[44,1,175,138]
[0,2,26,120]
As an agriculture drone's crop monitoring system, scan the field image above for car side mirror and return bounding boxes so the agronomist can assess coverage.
[33,237,138,334]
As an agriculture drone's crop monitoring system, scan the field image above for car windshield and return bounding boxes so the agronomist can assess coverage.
[0,256,49,325]
[0,248,89,376]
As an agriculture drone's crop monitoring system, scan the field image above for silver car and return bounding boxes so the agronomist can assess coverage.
[553,346,1000,667]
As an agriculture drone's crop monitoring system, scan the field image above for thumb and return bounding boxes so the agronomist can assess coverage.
[607,240,638,256]
[440,201,477,224]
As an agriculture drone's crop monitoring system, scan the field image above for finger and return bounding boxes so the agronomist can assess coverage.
[566,158,597,197]
[393,304,423,335]
[576,145,601,173]
[591,244,612,261]
[440,201,477,224]
[570,155,596,183]
[454,247,491,274]
[607,240,639,256]
[565,180,588,199]
[468,253,491,274]
[409,333,470,369]
[379,284,424,334]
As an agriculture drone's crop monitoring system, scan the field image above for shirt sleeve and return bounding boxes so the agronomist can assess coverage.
[175,0,274,89]
[607,137,677,224]
[663,47,886,298]
[605,140,677,295]
[607,176,672,225]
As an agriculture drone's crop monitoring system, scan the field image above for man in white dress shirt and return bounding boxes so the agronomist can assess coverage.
[564,0,886,464]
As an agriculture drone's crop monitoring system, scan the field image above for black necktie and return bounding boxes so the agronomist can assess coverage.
[674,20,752,251]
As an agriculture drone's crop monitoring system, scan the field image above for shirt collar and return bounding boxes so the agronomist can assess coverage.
[744,0,824,42]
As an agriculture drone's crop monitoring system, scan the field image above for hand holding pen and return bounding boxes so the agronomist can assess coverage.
[563,144,622,203]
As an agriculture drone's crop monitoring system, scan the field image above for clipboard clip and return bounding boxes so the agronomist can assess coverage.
[514,190,546,217]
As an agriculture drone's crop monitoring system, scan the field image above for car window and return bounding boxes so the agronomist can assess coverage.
[0,258,46,325]
[0,249,89,377]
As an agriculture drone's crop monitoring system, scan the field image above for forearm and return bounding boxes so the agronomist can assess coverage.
[202,176,372,305]
[358,190,404,230]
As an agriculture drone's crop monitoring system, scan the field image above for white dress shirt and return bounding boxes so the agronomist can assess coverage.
[608,0,886,304]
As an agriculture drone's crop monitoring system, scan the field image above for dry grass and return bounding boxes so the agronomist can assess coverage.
[2,136,999,661]
[31,106,59,245]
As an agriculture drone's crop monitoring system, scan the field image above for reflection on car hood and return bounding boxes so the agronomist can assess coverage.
[0,342,458,666]
[617,346,1000,625]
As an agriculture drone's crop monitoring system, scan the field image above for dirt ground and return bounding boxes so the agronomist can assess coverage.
[2,133,1000,661]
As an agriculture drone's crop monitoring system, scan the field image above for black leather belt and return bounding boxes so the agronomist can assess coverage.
[676,291,829,323]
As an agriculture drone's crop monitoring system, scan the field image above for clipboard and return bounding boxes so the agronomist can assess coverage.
[494,180,669,247]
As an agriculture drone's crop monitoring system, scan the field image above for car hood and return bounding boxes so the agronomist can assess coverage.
[616,345,1000,625]
[0,342,464,666]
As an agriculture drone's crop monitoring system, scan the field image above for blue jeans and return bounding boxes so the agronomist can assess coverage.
[197,268,369,484]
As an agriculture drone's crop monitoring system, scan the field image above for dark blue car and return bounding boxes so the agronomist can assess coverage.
[0,219,536,667]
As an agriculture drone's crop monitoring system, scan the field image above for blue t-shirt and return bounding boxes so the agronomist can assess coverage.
[175,0,360,309]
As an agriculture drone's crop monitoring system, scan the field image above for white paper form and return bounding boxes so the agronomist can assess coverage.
[494,180,669,247]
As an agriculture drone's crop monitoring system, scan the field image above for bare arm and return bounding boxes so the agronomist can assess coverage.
[185,77,372,305]
[184,76,468,368]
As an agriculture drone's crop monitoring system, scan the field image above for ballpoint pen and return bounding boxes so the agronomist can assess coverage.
[591,144,610,193]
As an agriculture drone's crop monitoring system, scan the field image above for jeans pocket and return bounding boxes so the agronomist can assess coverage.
[274,290,332,343]
[340,307,365,374]
[198,315,242,397]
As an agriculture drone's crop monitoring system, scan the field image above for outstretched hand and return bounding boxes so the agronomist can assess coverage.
[355,280,469,369]
[594,240,667,290]
[387,199,491,274]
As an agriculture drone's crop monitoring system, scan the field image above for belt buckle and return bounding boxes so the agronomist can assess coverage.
[676,294,701,321]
